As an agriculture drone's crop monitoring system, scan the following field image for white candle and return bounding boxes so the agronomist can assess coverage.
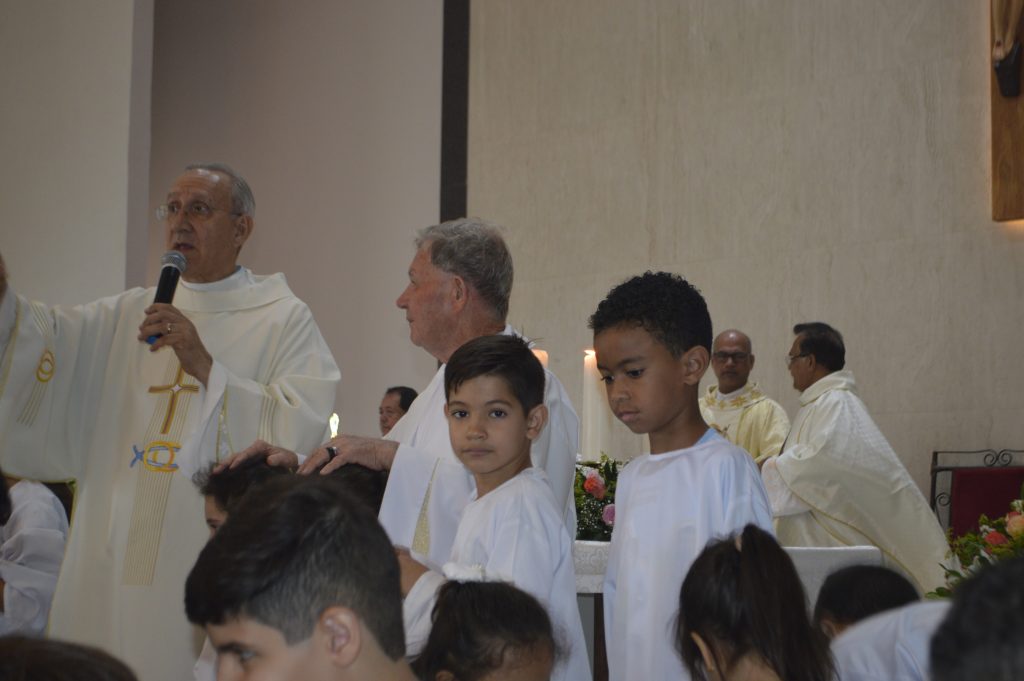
[581,349,615,460]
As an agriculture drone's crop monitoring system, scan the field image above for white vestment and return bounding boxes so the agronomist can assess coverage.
[378,325,578,567]
[831,600,950,681]
[0,480,69,635]
[0,268,339,681]
[403,468,590,681]
[762,370,949,593]
[699,382,790,462]
[603,431,774,681]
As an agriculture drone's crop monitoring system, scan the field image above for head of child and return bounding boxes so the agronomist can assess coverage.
[676,524,834,681]
[589,271,712,453]
[443,335,547,497]
[185,476,409,681]
[192,456,290,537]
[413,580,558,681]
[813,564,919,639]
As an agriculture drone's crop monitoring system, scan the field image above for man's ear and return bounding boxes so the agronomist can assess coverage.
[449,275,468,312]
[748,353,755,370]
[681,346,710,385]
[233,214,254,249]
[317,606,362,668]
[525,404,548,441]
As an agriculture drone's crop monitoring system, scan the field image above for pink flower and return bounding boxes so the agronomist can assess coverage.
[583,471,606,500]
[1007,514,1024,539]
[602,503,615,526]
[1008,511,1022,520]
[984,530,1010,546]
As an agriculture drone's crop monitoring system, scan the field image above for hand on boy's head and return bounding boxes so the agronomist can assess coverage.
[297,435,398,475]
[214,439,298,473]
[395,547,429,597]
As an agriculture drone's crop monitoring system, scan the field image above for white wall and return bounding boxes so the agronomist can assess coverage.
[0,0,152,303]
[467,1,1024,491]
[149,0,443,436]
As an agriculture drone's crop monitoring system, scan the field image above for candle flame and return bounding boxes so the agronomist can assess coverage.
[329,412,339,438]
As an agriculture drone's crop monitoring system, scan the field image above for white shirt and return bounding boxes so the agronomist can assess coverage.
[832,600,950,681]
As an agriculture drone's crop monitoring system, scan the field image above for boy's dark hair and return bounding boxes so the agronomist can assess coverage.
[386,386,418,412]
[321,463,389,515]
[813,564,918,629]
[930,556,1024,681]
[184,475,405,659]
[677,524,834,681]
[0,467,11,525]
[191,456,290,513]
[444,335,545,413]
[412,581,559,681]
[0,636,139,681]
[793,322,845,372]
[589,271,712,357]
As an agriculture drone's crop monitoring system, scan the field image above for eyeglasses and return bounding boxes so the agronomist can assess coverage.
[786,353,809,366]
[156,200,241,222]
[712,351,750,363]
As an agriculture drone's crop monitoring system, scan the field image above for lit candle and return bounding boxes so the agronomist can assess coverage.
[532,348,549,368]
[329,412,340,438]
[581,349,616,460]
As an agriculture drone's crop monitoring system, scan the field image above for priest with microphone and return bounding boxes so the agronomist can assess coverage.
[0,164,339,681]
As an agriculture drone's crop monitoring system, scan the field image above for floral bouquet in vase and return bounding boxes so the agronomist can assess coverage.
[574,454,621,541]
[932,484,1024,597]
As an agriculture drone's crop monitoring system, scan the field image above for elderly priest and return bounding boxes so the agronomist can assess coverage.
[0,164,339,681]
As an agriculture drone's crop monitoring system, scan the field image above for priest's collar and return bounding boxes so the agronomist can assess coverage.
[180,266,247,292]
[704,382,766,410]
[799,369,857,405]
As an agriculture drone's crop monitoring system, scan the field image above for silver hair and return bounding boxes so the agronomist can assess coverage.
[185,163,256,217]
[415,218,513,321]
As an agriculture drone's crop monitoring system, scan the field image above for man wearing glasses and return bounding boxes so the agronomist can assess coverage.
[0,164,339,681]
[699,328,790,462]
[760,322,948,595]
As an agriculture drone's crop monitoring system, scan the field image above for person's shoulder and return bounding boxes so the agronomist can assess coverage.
[486,469,561,519]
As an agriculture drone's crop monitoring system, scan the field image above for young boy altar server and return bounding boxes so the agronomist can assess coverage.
[591,272,773,681]
[398,335,590,681]
[185,476,416,681]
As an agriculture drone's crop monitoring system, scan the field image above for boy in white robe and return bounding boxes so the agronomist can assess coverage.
[399,335,590,681]
[0,474,68,634]
[590,272,774,681]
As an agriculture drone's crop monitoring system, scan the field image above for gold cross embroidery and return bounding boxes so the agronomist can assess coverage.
[148,365,199,434]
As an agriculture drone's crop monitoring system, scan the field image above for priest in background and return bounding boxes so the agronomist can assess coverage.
[0,163,340,681]
[761,322,949,593]
[700,329,790,462]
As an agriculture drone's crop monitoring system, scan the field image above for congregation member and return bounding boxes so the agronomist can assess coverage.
[699,329,790,461]
[185,476,416,681]
[236,218,578,569]
[831,600,950,681]
[398,336,589,680]
[379,386,418,435]
[0,636,140,681]
[813,564,919,639]
[590,272,773,681]
[0,468,69,634]
[0,164,340,681]
[412,580,560,681]
[677,524,834,681]
[930,556,1024,681]
[760,322,949,593]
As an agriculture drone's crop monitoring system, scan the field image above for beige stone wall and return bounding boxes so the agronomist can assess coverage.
[467,1,1024,489]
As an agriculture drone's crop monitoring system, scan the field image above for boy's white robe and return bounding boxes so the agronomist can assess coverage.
[378,325,578,567]
[763,370,949,593]
[603,432,773,681]
[831,600,950,681]
[0,480,69,634]
[0,269,339,681]
[403,468,591,681]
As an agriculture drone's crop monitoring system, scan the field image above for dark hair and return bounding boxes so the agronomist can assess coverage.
[0,636,139,681]
[793,322,845,371]
[412,581,558,681]
[677,524,834,681]
[930,556,1024,681]
[589,271,712,357]
[813,565,918,629]
[385,386,419,412]
[0,467,11,525]
[191,456,290,514]
[322,463,389,515]
[444,335,545,413]
[185,476,406,659]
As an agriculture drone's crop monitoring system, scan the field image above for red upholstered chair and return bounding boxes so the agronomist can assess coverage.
[930,449,1024,537]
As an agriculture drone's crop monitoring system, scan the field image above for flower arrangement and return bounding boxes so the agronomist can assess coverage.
[575,454,621,541]
[932,485,1024,597]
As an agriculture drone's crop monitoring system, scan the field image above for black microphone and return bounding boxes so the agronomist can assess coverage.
[146,250,187,345]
